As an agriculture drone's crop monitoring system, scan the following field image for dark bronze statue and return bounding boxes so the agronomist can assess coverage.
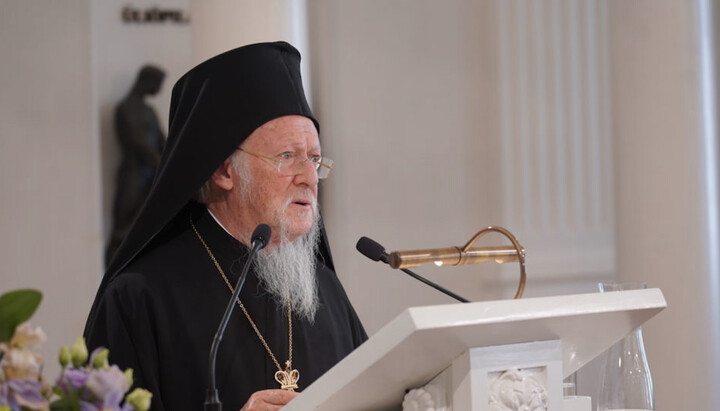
[106,65,166,266]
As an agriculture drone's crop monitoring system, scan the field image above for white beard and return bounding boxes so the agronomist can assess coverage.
[252,207,321,324]
[232,152,321,323]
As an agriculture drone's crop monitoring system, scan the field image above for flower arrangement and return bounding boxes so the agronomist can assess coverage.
[0,289,152,411]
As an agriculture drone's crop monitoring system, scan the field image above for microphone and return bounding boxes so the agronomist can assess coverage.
[356,236,390,264]
[249,224,272,249]
[205,224,272,411]
[356,237,469,303]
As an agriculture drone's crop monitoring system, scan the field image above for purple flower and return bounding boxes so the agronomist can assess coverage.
[5,379,49,410]
[0,383,16,410]
[84,365,129,408]
[56,367,90,393]
[79,401,99,411]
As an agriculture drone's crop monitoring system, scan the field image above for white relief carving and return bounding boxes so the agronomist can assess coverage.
[402,384,449,411]
[488,368,548,411]
[402,388,435,411]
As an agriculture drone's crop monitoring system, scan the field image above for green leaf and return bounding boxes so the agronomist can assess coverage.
[0,289,42,342]
[50,397,71,411]
[50,393,81,411]
[52,386,65,397]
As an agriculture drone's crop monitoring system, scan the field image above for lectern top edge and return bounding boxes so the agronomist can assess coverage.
[404,288,666,331]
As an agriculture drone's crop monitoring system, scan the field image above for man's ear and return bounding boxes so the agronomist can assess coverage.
[210,159,235,191]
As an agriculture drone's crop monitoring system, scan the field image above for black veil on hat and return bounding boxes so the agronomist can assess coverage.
[86,41,334,331]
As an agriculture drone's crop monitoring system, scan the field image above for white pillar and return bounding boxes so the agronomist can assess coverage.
[609,1,720,409]
[189,0,310,94]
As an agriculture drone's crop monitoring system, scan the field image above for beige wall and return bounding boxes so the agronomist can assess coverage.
[0,0,100,379]
[610,0,720,408]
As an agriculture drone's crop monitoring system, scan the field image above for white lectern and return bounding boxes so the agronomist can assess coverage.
[283,288,666,410]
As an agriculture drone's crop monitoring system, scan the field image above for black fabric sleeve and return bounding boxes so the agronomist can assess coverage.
[84,274,165,411]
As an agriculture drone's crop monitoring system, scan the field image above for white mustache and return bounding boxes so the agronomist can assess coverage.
[282,192,317,211]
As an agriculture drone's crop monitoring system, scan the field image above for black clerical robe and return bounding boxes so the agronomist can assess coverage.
[85,208,367,410]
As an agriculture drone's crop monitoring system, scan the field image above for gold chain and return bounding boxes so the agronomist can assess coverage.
[190,218,298,390]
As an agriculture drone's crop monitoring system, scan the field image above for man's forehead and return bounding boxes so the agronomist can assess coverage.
[245,115,319,148]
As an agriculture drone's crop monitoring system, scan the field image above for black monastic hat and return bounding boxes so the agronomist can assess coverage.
[86,41,333,329]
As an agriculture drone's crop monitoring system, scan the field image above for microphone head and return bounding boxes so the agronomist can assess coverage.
[251,224,272,249]
[356,236,389,263]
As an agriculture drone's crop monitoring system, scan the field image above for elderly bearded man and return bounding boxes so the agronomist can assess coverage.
[84,42,367,411]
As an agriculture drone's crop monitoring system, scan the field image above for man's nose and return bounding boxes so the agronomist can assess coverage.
[294,157,319,186]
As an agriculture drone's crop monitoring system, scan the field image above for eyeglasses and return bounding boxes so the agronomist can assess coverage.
[239,148,334,179]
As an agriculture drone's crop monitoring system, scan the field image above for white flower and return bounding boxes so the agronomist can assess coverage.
[10,322,46,350]
[1,346,43,380]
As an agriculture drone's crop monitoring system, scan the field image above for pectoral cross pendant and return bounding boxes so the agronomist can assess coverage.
[274,360,299,391]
